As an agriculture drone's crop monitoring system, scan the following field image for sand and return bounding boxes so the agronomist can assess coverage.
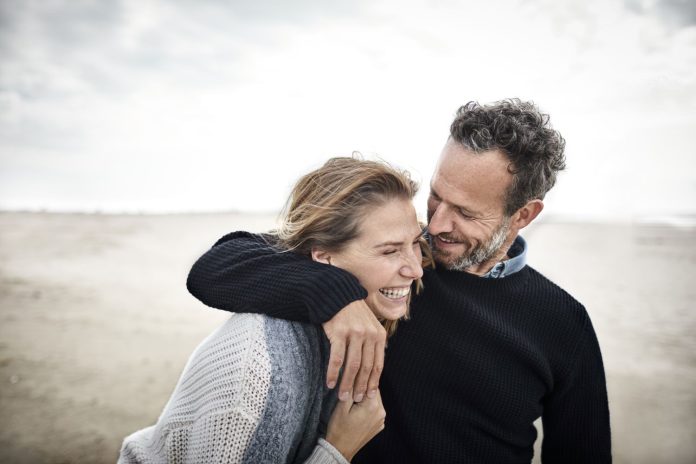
[0,212,694,463]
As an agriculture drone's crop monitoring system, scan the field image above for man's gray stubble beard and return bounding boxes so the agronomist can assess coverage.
[436,219,510,271]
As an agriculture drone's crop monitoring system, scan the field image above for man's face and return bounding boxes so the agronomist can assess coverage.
[426,139,515,272]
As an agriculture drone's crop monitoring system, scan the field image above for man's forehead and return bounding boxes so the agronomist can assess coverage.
[441,140,511,177]
[432,143,512,210]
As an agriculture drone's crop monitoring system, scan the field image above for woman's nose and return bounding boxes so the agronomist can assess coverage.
[402,249,424,280]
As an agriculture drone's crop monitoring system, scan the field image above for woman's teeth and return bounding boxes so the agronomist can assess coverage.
[379,287,410,299]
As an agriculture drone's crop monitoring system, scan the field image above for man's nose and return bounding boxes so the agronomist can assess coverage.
[428,203,453,236]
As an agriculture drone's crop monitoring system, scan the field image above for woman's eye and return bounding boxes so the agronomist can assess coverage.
[383,249,398,255]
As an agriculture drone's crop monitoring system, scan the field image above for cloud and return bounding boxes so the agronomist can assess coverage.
[170,0,367,22]
[0,0,694,216]
[625,0,696,27]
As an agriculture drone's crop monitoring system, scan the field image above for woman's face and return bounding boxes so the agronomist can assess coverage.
[319,198,424,321]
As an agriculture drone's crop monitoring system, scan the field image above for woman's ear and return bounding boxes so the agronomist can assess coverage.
[311,247,332,265]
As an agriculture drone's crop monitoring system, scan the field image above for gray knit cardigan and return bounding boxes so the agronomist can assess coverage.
[118,313,347,464]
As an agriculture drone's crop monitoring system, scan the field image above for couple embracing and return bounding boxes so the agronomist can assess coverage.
[120,99,611,463]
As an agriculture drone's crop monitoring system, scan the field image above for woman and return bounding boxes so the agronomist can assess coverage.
[118,157,425,463]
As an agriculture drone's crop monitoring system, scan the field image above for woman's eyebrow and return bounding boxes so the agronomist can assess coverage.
[374,241,403,248]
[374,232,424,248]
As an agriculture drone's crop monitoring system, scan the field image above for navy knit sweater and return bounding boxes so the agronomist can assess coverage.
[187,232,611,463]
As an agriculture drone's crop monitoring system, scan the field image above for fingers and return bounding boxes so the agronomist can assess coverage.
[366,336,385,399]
[337,395,354,414]
[326,338,345,390]
[322,300,386,402]
[373,388,384,406]
[325,389,386,461]
[352,391,386,432]
[352,338,375,402]
[350,390,383,412]
[339,335,364,401]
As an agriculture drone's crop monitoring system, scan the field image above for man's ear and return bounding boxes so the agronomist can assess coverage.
[511,199,544,231]
[311,247,332,265]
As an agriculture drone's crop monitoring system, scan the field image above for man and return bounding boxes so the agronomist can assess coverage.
[187,99,611,463]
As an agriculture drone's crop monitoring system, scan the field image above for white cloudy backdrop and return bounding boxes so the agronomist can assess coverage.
[1,0,695,221]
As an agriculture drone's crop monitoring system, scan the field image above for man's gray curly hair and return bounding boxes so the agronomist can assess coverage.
[449,99,566,216]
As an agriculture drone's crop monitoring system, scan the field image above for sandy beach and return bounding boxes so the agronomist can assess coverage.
[0,212,694,464]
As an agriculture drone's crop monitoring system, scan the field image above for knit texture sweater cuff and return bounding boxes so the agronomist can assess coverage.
[305,438,350,464]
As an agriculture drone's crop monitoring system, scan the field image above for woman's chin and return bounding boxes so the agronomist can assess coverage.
[375,301,409,321]
[366,290,411,321]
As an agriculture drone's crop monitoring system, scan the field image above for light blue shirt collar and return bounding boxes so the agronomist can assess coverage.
[481,235,527,279]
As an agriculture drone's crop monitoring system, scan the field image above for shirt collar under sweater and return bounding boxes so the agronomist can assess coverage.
[481,235,527,278]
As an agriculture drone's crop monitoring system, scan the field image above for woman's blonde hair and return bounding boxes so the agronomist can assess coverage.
[274,155,429,336]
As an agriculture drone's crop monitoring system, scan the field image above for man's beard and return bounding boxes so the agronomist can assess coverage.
[431,218,510,271]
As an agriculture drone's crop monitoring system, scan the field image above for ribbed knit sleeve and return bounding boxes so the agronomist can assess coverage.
[187,231,367,324]
[541,315,612,463]
[304,438,350,464]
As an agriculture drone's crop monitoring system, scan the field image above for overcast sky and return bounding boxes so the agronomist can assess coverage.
[1,0,695,222]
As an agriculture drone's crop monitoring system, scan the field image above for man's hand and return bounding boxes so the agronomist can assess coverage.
[324,389,386,461]
[322,300,386,402]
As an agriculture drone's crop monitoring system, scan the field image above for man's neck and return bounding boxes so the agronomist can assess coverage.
[464,236,516,276]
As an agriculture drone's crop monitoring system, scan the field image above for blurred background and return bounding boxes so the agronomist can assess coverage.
[1,0,694,463]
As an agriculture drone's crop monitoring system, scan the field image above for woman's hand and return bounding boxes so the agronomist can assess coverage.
[324,390,386,461]
[322,300,386,403]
